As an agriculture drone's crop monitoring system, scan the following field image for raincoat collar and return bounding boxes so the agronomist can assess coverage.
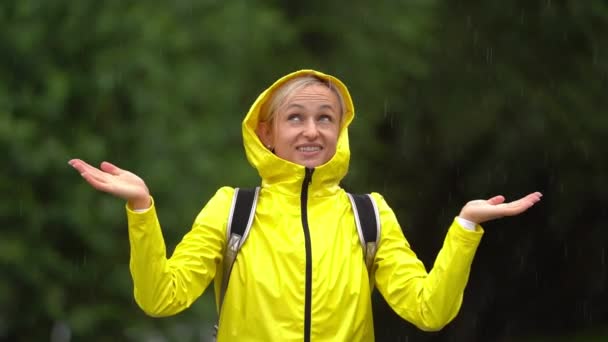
[242,70,355,197]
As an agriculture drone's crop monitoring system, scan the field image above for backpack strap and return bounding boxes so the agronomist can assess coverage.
[347,193,381,287]
[218,187,260,313]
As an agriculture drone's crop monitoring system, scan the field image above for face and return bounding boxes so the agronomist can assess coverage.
[259,84,341,168]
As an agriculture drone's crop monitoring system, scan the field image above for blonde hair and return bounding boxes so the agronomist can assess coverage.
[259,75,345,125]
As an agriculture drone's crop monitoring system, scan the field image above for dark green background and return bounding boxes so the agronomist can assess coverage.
[2,1,606,341]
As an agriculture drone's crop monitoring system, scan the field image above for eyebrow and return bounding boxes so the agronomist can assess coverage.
[286,103,337,111]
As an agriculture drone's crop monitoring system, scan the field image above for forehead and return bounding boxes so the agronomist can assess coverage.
[283,84,340,108]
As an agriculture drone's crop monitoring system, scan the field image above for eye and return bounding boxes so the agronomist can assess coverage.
[287,113,302,122]
[318,114,333,123]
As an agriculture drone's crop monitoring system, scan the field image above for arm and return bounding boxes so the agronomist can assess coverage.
[127,187,232,317]
[372,192,542,331]
[69,159,231,316]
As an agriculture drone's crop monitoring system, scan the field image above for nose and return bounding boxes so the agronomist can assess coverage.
[302,119,319,139]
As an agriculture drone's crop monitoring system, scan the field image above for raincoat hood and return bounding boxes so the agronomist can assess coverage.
[242,69,355,195]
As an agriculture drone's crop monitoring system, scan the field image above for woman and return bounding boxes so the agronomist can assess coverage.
[69,69,542,341]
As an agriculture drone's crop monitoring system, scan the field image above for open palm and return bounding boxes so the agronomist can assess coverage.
[459,192,543,224]
[69,159,151,209]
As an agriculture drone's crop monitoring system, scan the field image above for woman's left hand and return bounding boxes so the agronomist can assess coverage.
[459,192,543,224]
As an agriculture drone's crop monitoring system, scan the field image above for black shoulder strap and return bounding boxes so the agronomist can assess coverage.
[227,187,258,239]
[347,193,381,286]
[218,187,259,315]
[349,194,379,243]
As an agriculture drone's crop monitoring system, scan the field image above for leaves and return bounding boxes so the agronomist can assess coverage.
[1,0,607,341]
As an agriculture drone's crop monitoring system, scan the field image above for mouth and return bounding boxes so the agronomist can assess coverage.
[296,145,323,153]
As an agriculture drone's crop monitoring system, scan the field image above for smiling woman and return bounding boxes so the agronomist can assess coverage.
[69,69,542,341]
[257,79,342,168]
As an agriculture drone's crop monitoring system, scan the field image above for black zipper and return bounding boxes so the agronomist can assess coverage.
[301,167,314,342]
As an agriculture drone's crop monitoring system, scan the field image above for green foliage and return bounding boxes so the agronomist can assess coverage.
[1,0,607,341]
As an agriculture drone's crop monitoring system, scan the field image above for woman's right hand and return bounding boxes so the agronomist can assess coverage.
[69,159,151,209]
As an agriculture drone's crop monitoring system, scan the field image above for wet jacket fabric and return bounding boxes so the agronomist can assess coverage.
[126,70,484,341]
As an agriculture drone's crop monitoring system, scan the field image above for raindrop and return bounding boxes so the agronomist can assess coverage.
[581,300,589,322]
[383,99,394,128]
[579,140,590,161]
[50,321,72,342]
[592,45,598,65]
[485,47,493,64]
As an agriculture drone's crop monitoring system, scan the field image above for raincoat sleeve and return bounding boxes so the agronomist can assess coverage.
[372,192,483,331]
[126,186,233,317]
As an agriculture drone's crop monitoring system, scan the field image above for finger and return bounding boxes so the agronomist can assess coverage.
[68,158,82,166]
[510,193,542,209]
[100,161,123,176]
[486,195,505,205]
[500,198,538,216]
[69,159,101,175]
[524,192,543,203]
[80,168,112,185]
[68,158,88,172]
[80,172,113,193]
[78,161,114,181]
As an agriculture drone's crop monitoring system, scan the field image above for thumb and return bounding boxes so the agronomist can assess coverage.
[100,161,123,175]
[487,195,505,205]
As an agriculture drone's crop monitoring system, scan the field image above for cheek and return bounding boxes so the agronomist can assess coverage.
[326,128,340,147]
[273,129,295,149]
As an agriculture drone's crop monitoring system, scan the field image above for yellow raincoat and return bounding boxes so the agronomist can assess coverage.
[126,70,484,341]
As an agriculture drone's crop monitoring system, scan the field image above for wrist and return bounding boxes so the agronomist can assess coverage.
[458,209,478,224]
[129,196,151,210]
[456,216,477,231]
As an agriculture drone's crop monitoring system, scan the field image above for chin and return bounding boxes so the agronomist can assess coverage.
[288,154,332,168]
[301,159,327,168]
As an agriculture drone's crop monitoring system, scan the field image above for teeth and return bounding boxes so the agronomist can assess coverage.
[298,146,321,152]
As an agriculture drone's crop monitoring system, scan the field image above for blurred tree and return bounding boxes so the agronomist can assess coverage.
[1,0,607,341]
[359,1,608,341]
[0,0,296,340]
